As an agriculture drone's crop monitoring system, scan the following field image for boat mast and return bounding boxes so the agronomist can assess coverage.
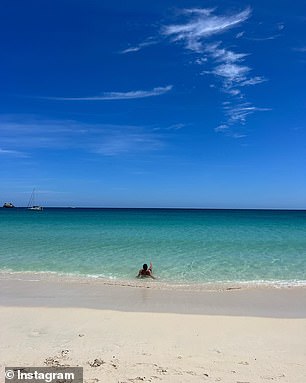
[27,188,35,208]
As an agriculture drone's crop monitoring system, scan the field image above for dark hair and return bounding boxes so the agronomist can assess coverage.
[143,263,148,270]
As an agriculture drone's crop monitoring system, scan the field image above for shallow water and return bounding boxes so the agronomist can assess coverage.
[1,208,306,286]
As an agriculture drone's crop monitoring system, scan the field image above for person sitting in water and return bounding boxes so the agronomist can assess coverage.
[137,262,155,279]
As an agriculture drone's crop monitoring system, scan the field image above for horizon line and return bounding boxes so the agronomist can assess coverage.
[2,206,306,211]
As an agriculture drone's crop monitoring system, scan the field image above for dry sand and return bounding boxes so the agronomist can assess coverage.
[0,274,306,383]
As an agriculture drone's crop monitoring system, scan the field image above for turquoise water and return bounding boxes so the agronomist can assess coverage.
[0,208,306,286]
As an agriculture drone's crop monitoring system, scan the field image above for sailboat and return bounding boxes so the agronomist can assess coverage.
[27,188,43,211]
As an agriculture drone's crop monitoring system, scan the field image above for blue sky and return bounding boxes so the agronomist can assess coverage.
[1,0,305,208]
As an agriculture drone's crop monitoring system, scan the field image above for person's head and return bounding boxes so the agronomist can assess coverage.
[143,263,148,271]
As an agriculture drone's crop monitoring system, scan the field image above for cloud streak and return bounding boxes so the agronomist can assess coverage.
[42,86,173,101]
[94,133,163,156]
[0,116,166,157]
[162,7,251,52]
[161,7,270,135]
[0,148,28,158]
[223,103,272,125]
[119,39,157,54]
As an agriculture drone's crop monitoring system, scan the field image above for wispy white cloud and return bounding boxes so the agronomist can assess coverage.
[247,34,281,41]
[205,42,248,63]
[215,124,229,132]
[42,86,173,101]
[0,116,165,157]
[94,132,163,156]
[166,123,186,130]
[214,124,247,139]
[236,31,245,38]
[160,7,270,135]
[120,46,143,54]
[201,42,267,92]
[211,63,250,82]
[119,39,157,54]
[239,76,267,86]
[0,148,28,157]
[223,103,271,125]
[232,133,247,139]
[153,123,186,132]
[0,117,89,150]
[162,7,251,52]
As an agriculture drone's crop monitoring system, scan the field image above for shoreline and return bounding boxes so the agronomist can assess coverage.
[1,271,306,318]
[1,270,306,291]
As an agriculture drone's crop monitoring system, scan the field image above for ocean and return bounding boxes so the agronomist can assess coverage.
[0,208,305,287]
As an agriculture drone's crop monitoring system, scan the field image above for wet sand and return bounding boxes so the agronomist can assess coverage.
[0,273,306,317]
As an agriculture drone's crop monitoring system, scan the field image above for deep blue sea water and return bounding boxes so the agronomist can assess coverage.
[0,208,306,286]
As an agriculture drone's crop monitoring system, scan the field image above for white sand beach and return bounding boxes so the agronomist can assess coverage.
[1,274,306,383]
